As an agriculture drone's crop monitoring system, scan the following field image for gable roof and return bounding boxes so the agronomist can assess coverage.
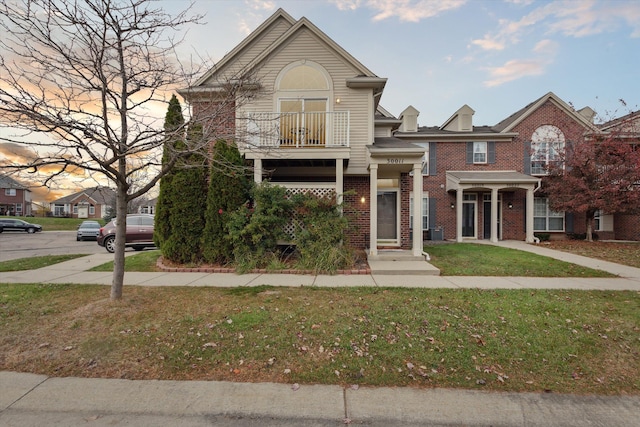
[493,92,600,133]
[0,174,29,190]
[187,8,384,93]
[53,187,115,205]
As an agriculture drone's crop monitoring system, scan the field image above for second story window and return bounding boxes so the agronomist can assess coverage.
[5,188,16,196]
[473,142,487,164]
[531,125,565,175]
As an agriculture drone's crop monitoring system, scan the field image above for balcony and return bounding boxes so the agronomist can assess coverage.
[242,111,350,149]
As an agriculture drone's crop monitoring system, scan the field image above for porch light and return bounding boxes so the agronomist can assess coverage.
[335,97,341,104]
[450,203,455,209]
[508,202,513,209]
[360,196,366,204]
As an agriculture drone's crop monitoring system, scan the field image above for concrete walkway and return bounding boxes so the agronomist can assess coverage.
[1,241,639,425]
[1,240,639,290]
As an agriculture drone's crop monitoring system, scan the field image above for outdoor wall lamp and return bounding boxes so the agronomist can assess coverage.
[336,98,341,104]
[360,196,366,204]
[450,203,455,209]
[508,202,513,209]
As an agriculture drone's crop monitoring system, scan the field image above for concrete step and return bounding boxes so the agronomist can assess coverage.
[367,250,440,275]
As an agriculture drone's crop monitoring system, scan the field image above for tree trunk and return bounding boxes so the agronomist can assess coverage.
[585,210,595,243]
[110,181,128,300]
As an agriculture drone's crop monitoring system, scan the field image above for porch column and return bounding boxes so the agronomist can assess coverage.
[490,187,499,243]
[254,158,262,183]
[526,186,535,243]
[369,164,378,256]
[412,162,423,256]
[336,159,344,205]
[456,188,463,242]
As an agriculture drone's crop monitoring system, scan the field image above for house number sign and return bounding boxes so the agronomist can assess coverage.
[386,158,404,164]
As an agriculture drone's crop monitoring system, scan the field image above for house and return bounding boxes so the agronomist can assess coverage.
[50,186,115,219]
[0,174,32,216]
[180,9,639,249]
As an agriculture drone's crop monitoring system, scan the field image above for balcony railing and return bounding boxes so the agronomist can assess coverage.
[241,111,350,148]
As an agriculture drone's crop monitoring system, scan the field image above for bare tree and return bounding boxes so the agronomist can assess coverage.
[0,0,256,299]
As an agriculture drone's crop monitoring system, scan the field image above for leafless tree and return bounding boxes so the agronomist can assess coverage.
[0,0,258,299]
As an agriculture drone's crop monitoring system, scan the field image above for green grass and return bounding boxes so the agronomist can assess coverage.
[425,243,615,277]
[89,250,162,272]
[0,254,86,272]
[20,216,104,231]
[0,284,637,395]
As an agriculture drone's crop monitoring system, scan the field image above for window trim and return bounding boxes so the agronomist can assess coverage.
[533,197,565,232]
[409,194,429,232]
[473,141,487,164]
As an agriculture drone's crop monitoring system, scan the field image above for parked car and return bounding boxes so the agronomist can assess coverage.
[97,214,155,253]
[0,218,43,233]
[76,220,101,241]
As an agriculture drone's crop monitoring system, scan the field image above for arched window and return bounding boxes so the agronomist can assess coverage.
[531,125,565,175]
[276,61,331,146]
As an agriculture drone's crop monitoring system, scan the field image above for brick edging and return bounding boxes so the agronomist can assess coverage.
[156,257,371,275]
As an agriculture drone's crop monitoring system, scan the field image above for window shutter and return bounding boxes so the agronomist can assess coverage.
[466,142,473,164]
[428,198,437,229]
[565,213,574,233]
[524,141,532,174]
[429,143,437,176]
[488,141,496,164]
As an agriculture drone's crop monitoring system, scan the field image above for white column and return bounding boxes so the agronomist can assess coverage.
[526,186,535,243]
[456,188,463,242]
[336,159,344,206]
[412,163,423,256]
[369,164,378,256]
[490,187,499,243]
[254,158,262,183]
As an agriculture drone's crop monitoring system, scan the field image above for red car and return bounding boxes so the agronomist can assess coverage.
[97,214,155,253]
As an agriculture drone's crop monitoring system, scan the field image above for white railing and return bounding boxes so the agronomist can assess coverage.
[241,111,350,148]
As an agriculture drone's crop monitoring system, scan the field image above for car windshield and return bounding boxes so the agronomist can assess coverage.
[81,222,100,228]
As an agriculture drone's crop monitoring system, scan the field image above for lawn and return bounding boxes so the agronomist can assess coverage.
[0,284,637,395]
[20,216,104,231]
[543,240,640,269]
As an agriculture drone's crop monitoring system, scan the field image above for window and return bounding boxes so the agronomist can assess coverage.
[473,142,487,164]
[594,210,602,231]
[410,196,429,231]
[534,198,564,231]
[89,205,95,215]
[73,204,78,214]
[53,204,65,216]
[5,188,16,196]
[15,203,22,213]
[531,125,565,175]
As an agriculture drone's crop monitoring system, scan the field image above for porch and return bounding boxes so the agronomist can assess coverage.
[242,111,350,148]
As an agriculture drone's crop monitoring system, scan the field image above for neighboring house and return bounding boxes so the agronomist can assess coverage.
[51,186,115,219]
[137,198,157,215]
[180,9,639,248]
[0,174,32,216]
[597,110,640,241]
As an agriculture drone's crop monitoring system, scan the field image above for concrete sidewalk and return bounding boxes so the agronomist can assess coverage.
[2,371,639,426]
[1,240,639,290]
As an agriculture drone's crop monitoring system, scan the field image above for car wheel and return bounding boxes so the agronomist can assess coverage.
[27,227,35,234]
[104,236,116,253]
[77,236,81,241]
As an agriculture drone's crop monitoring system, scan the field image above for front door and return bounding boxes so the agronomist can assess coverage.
[462,194,477,238]
[377,191,397,243]
[483,195,502,240]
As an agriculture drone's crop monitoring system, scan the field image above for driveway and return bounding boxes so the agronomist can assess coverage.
[0,231,105,263]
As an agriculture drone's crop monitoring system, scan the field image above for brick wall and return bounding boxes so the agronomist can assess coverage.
[344,176,370,249]
[192,98,237,142]
[614,214,640,241]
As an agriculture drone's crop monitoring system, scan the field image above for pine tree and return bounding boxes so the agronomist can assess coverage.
[202,140,251,264]
[160,124,208,263]
[154,94,184,249]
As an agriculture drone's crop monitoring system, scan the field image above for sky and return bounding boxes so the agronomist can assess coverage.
[2,0,640,201]
[170,0,640,125]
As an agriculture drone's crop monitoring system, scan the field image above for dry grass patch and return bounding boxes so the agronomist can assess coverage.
[1,283,639,395]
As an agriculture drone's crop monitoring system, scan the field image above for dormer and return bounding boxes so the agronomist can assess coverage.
[399,105,420,133]
[578,106,596,123]
[442,104,475,132]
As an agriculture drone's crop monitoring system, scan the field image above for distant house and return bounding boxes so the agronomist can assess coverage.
[137,197,157,215]
[51,186,115,219]
[0,174,32,216]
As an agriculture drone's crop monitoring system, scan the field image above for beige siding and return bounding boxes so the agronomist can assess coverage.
[238,28,375,174]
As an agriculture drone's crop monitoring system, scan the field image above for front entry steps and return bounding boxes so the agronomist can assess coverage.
[366,249,440,276]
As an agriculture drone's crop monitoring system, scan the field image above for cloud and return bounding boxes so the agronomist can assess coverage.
[483,39,557,87]
[483,58,547,87]
[472,0,640,52]
[331,0,466,23]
